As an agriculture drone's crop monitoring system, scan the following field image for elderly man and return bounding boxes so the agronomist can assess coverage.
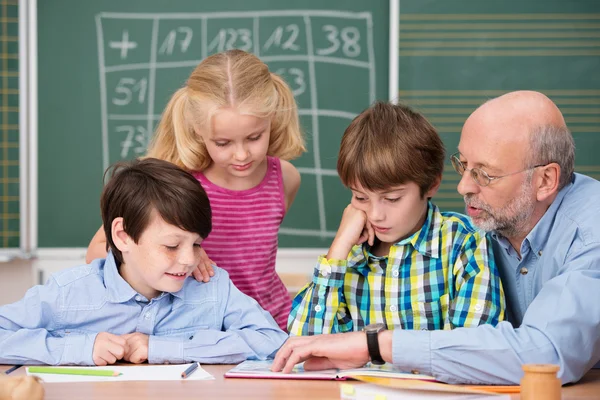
[272,91,600,385]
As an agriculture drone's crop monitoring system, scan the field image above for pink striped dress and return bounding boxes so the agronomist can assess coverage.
[193,157,291,331]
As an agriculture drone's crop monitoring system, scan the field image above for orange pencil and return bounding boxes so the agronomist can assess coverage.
[464,385,520,394]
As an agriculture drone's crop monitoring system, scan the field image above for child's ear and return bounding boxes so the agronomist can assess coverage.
[111,217,131,252]
[424,176,442,199]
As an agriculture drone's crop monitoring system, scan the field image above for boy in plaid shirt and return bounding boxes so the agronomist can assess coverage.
[288,102,504,335]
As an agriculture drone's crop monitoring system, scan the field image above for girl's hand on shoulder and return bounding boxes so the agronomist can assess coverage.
[192,247,215,283]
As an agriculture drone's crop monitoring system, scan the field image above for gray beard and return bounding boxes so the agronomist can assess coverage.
[465,177,535,239]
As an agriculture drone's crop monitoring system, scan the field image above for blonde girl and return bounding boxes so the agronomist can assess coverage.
[87,49,305,330]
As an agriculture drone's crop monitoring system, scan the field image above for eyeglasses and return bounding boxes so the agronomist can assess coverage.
[450,152,546,187]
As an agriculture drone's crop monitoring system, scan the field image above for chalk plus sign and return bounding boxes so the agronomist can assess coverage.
[109,30,138,59]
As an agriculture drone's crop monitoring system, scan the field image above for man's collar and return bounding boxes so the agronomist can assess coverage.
[526,177,572,255]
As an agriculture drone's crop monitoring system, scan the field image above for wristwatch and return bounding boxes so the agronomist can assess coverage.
[364,323,386,365]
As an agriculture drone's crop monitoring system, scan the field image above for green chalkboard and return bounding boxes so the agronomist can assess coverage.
[397,0,600,212]
[38,1,390,248]
[0,2,19,249]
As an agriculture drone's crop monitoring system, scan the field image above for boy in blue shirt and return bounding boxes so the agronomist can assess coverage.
[0,158,287,366]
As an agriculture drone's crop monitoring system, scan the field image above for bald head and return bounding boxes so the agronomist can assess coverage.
[476,90,566,132]
[460,90,574,190]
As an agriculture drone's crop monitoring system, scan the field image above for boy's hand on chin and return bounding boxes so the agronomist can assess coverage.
[121,332,150,364]
[328,205,374,260]
[92,332,127,366]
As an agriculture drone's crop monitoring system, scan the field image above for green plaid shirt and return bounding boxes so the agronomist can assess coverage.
[288,202,505,335]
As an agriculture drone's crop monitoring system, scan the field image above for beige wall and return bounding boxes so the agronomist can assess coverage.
[0,249,319,306]
[0,259,37,305]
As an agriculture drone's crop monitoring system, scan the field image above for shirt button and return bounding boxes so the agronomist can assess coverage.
[411,369,420,375]
[314,305,322,312]
[389,305,397,312]
[520,267,529,275]
[135,295,142,301]
[392,270,399,278]
[320,265,331,277]
[538,250,543,256]
[144,312,151,320]
[474,304,482,312]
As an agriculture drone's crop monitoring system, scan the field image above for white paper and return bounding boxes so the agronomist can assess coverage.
[26,363,214,383]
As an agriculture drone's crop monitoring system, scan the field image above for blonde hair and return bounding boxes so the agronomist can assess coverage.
[146,49,306,171]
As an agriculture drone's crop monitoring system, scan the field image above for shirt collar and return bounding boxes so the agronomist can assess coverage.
[103,251,181,302]
[354,201,441,270]
[491,176,573,255]
[525,176,572,255]
[103,251,139,303]
[399,201,442,259]
[170,285,187,300]
[491,232,512,253]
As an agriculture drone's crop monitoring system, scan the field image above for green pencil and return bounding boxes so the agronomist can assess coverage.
[28,366,121,377]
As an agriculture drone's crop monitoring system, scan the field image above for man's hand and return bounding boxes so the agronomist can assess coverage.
[327,205,375,260]
[191,247,215,283]
[271,331,370,373]
[121,332,149,364]
[92,332,127,366]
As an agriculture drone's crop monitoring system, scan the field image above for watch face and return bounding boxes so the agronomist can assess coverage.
[365,323,386,332]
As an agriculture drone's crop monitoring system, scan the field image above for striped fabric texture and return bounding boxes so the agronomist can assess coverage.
[288,203,505,335]
[194,157,291,331]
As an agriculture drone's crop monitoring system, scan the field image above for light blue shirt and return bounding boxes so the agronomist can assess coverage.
[0,252,287,365]
[392,173,600,384]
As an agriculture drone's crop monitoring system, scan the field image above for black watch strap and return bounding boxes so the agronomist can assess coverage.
[366,328,385,365]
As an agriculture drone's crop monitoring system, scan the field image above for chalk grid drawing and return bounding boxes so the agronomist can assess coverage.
[96,11,375,239]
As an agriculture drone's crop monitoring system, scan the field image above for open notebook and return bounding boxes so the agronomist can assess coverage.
[224,360,436,381]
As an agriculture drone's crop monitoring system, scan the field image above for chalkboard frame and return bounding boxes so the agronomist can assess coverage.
[24,0,393,253]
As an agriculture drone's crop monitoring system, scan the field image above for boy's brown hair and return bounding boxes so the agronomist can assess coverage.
[101,158,212,263]
[337,101,445,197]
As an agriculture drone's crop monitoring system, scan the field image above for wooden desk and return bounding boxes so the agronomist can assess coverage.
[2,365,599,399]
